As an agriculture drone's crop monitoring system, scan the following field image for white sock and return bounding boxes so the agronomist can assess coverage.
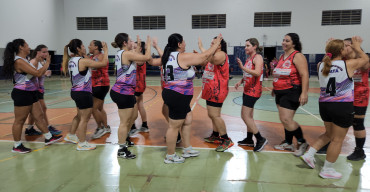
[166,153,175,157]
[306,147,317,157]
[14,141,22,148]
[44,132,52,140]
[184,146,192,151]
[323,160,334,169]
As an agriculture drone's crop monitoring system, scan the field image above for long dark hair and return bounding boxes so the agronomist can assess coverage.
[31,44,48,59]
[93,40,102,52]
[214,36,227,54]
[286,33,302,52]
[2,39,26,79]
[62,39,83,74]
[161,33,183,66]
[112,33,129,49]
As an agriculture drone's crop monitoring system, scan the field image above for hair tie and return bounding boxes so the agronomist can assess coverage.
[326,53,332,58]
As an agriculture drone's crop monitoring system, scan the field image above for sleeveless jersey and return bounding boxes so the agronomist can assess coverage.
[37,62,45,93]
[243,54,263,97]
[68,57,92,92]
[91,54,110,87]
[318,60,354,102]
[13,56,38,91]
[111,50,137,95]
[201,54,229,103]
[160,66,165,90]
[135,62,147,93]
[163,52,195,95]
[353,68,370,107]
[273,51,302,90]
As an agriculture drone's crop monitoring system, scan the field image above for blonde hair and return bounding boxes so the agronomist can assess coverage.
[61,45,70,75]
[322,39,344,76]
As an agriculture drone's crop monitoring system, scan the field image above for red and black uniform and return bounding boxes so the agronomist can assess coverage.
[135,62,147,96]
[91,54,110,100]
[353,68,370,115]
[202,54,229,107]
[242,54,263,108]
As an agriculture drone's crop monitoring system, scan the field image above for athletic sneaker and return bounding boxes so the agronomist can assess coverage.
[215,138,234,152]
[64,134,79,144]
[237,137,254,147]
[139,125,149,133]
[92,127,106,139]
[347,147,366,161]
[25,126,42,136]
[274,141,294,151]
[254,138,268,152]
[164,153,185,164]
[129,128,140,137]
[204,134,222,144]
[319,168,342,179]
[300,153,316,169]
[117,146,136,159]
[182,146,200,158]
[105,125,111,133]
[12,144,32,154]
[294,142,309,157]
[126,137,134,147]
[45,135,62,145]
[48,125,62,135]
[77,141,96,151]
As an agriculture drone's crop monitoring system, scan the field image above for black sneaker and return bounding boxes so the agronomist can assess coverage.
[347,147,366,161]
[253,137,268,152]
[117,146,136,159]
[45,135,62,145]
[48,125,62,135]
[25,126,42,136]
[317,143,329,154]
[12,144,32,153]
[126,137,135,147]
[238,137,254,147]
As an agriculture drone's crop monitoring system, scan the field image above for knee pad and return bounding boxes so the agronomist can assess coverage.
[353,118,365,131]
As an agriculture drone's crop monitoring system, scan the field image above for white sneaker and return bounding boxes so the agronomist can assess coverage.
[274,141,294,151]
[164,153,185,164]
[92,127,107,139]
[105,125,111,133]
[294,142,309,157]
[300,153,316,169]
[129,128,140,137]
[319,168,342,179]
[64,134,79,144]
[76,141,96,151]
[182,146,200,158]
[139,126,149,133]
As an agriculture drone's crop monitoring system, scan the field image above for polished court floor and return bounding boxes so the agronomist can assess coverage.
[0,76,369,192]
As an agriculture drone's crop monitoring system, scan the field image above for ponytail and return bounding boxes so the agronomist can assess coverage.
[321,39,344,76]
[1,39,25,79]
[61,45,70,75]
[161,33,183,67]
[322,55,332,76]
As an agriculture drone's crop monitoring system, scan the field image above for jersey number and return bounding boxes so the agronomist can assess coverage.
[326,77,336,96]
[166,65,174,81]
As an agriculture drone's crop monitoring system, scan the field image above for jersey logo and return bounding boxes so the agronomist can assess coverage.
[282,60,291,68]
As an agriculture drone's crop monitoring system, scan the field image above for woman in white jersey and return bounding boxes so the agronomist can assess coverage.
[61,39,109,151]
[300,37,368,179]
[2,39,62,153]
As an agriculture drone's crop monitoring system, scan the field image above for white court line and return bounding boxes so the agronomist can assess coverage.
[0,90,69,105]
[191,90,202,111]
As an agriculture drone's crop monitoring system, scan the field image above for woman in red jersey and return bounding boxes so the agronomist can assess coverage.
[272,33,309,157]
[200,37,233,152]
[235,38,268,152]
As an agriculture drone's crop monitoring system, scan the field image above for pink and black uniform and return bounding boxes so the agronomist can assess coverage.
[242,54,263,108]
[68,56,93,109]
[91,54,110,101]
[201,54,229,107]
[318,60,354,128]
[135,62,147,96]
[36,62,45,100]
[162,52,195,119]
[110,49,137,109]
[11,56,39,106]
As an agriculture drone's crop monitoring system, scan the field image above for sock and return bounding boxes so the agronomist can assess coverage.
[14,141,22,148]
[220,134,229,140]
[119,144,126,149]
[142,121,148,128]
[212,131,219,137]
[27,125,33,130]
[285,129,294,145]
[131,124,136,130]
[166,153,175,157]
[306,147,317,157]
[355,137,366,149]
[254,132,263,140]
[247,132,253,141]
[323,160,334,169]
[44,132,52,140]
[294,126,306,143]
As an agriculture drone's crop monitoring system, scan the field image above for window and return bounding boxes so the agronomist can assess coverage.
[76,17,108,30]
[254,12,291,27]
[133,16,165,30]
[322,9,361,26]
[192,14,226,29]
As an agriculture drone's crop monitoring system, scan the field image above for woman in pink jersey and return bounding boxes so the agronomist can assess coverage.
[2,39,62,153]
[235,38,268,152]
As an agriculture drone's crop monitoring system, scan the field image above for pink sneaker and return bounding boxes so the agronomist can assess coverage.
[300,153,315,169]
[319,168,342,179]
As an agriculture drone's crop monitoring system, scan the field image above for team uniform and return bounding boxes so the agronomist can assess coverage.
[36,62,45,100]
[110,50,137,109]
[135,62,147,96]
[201,54,229,107]
[353,69,369,115]
[11,56,39,106]
[162,52,195,120]
[242,54,263,108]
[91,54,110,101]
[68,57,93,109]
[318,60,354,128]
[272,51,302,110]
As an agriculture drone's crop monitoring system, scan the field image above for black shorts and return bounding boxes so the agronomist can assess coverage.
[11,88,39,106]
[110,90,136,109]
[71,91,93,109]
[162,88,193,120]
[92,86,110,100]
[319,102,354,128]
[135,92,143,97]
[354,106,367,116]
[37,91,44,100]
[242,94,260,108]
[206,100,223,108]
[274,86,301,110]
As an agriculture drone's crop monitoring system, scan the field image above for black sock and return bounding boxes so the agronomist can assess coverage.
[131,124,136,130]
[355,137,366,149]
[285,129,294,145]
[142,121,148,128]
[220,134,229,140]
[247,132,253,141]
[212,131,219,137]
[294,126,306,143]
[254,132,263,140]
